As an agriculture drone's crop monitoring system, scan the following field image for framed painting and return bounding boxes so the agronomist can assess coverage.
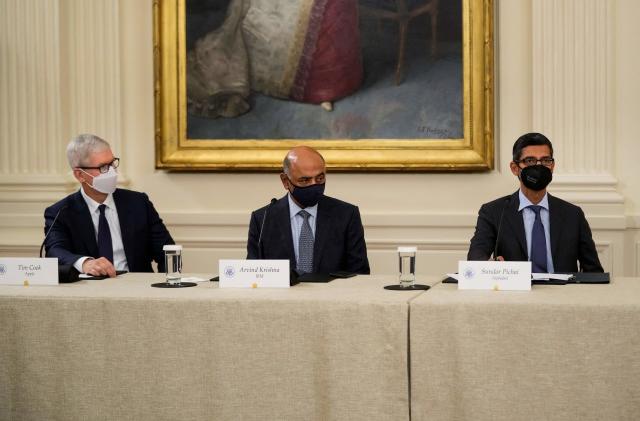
[154,0,494,171]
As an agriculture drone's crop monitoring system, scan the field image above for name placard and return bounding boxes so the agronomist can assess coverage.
[219,259,290,288]
[458,260,531,291]
[0,258,58,285]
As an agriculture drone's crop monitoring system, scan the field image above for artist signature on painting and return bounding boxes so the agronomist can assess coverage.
[417,126,452,137]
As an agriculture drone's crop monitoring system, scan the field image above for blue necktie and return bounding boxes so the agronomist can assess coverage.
[528,205,548,273]
[97,204,114,263]
[297,210,314,274]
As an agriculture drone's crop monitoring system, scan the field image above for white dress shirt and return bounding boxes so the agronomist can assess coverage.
[73,188,130,272]
[287,193,318,263]
[518,190,554,273]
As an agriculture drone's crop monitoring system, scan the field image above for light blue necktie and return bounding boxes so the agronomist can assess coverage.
[528,205,548,273]
[297,210,314,274]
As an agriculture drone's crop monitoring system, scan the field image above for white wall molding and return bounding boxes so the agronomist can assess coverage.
[0,0,65,178]
[626,215,640,229]
[0,245,40,257]
[160,211,479,229]
[0,175,75,203]
[0,0,124,187]
[62,0,123,157]
[171,237,472,249]
[532,0,618,200]
[1,208,633,236]
[551,174,620,194]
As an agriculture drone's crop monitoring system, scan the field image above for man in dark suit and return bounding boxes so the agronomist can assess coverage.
[247,146,370,275]
[467,133,603,273]
[44,134,174,277]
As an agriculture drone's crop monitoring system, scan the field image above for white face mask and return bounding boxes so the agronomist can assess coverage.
[81,166,118,194]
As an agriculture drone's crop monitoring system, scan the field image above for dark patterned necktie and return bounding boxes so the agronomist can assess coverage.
[297,210,314,274]
[97,204,114,263]
[528,205,547,273]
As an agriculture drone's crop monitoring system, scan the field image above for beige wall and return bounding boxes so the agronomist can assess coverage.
[1,0,639,276]
[615,0,640,275]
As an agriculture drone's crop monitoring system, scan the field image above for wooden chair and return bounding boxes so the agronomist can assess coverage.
[360,0,439,85]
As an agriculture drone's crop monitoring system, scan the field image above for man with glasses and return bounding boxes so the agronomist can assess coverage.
[43,134,174,277]
[467,132,603,272]
[247,146,370,276]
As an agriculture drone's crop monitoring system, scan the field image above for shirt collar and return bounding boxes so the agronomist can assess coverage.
[80,187,116,213]
[518,189,549,212]
[287,193,318,220]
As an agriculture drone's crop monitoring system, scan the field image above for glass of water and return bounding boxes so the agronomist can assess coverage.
[398,247,417,287]
[163,245,182,285]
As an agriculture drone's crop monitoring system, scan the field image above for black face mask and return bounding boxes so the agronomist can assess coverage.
[288,179,325,208]
[519,165,552,191]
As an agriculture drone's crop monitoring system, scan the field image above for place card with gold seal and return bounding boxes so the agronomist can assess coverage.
[0,258,58,285]
[457,260,532,291]
[218,259,290,288]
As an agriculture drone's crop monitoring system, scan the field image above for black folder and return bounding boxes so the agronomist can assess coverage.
[295,273,336,283]
[566,272,610,284]
[77,270,128,281]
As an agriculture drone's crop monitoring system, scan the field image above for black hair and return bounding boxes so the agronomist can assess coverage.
[512,132,553,161]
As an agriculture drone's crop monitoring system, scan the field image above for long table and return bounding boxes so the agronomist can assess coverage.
[0,274,428,421]
[3,275,640,420]
[409,278,640,421]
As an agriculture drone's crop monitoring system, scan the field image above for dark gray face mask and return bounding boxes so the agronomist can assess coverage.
[519,165,552,191]
[287,178,325,208]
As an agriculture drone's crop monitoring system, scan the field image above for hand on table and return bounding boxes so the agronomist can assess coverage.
[82,257,117,278]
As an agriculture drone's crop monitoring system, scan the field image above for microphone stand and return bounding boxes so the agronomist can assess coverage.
[493,197,511,260]
[40,205,67,258]
[257,198,277,260]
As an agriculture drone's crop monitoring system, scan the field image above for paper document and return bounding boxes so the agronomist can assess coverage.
[180,277,209,283]
[532,273,574,281]
[446,273,459,281]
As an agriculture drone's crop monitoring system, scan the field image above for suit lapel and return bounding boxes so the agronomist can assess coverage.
[71,190,99,257]
[312,197,329,272]
[274,196,295,263]
[548,194,563,258]
[503,191,527,257]
[113,190,135,267]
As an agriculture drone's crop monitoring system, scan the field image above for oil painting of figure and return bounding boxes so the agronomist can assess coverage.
[186,0,462,140]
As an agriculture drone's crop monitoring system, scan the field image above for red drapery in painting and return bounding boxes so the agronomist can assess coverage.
[291,0,363,104]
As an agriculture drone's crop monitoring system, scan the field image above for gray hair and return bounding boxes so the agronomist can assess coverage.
[66,134,111,168]
[283,153,294,176]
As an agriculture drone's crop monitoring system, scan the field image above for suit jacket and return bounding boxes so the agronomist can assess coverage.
[247,195,370,274]
[467,191,603,272]
[44,189,174,272]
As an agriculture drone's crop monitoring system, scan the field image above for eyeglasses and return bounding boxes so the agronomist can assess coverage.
[78,158,120,174]
[514,156,554,167]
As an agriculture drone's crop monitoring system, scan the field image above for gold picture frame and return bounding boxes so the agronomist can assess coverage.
[153,0,494,171]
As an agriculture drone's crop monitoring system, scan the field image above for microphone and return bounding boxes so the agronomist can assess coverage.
[493,197,510,261]
[257,198,277,259]
[40,205,67,258]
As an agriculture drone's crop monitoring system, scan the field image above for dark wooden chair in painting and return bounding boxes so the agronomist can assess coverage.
[359,0,439,85]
